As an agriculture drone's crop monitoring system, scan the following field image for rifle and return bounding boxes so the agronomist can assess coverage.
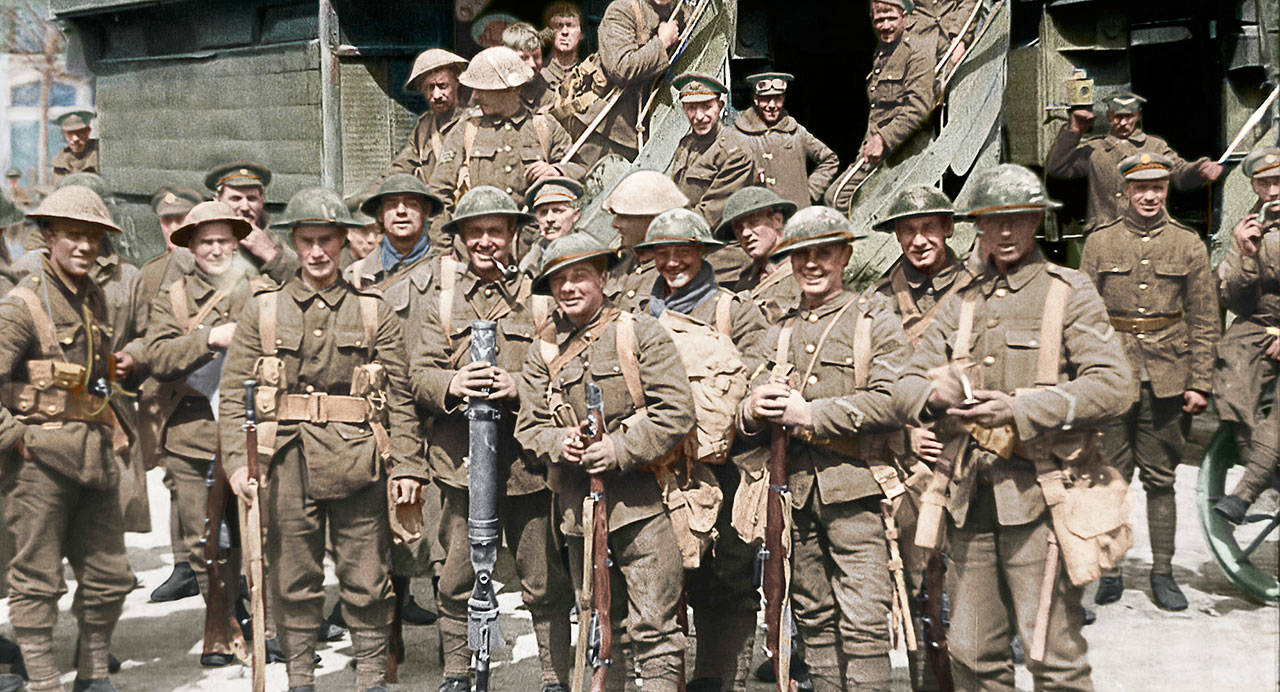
[762,419,792,692]
[916,430,966,692]
[579,381,612,692]
[467,321,503,692]
[200,437,246,664]
[240,380,267,692]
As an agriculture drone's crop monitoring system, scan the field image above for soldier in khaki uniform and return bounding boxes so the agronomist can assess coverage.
[1214,146,1280,524]
[894,164,1136,690]
[220,187,427,692]
[0,185,136,692]
[1045,93,1222,231]
[411,186,572,692]
[1080,153,1218,610]
[541,2,584,89]
[668,73,757,231]
[376,49,469,188]
[504,22,558,114]
[428,47,585,212]
[203,161,299,283]
[633,208,769,690]
[715,187,802,323]
[517,232,695,691]
[867,185,975,691]
[601,169,689,309]
[143,202,254,607]
[569,0,682,162]
[521,176,584,277]
[739,206,912,691]
[732,73,839,209]
[825,0,935,213]
[51,111,99,184]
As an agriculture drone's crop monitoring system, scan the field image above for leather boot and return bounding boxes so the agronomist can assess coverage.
[1213,495,1249,525]
[149,562,199,602]
[1094,573,1124,605]
[1149,571,1188,611]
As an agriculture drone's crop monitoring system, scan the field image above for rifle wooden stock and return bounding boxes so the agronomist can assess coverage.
[764,422,790,692]
[201,436,245,662]
[583,384,612,692]
[242,381,266,692]
[387,582,402,683]
[922,552,954,692]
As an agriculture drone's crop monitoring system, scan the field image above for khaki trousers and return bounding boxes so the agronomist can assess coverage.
[3,459,133,629]
[947,485,1093,691]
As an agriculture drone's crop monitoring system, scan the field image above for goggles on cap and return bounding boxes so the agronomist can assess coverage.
[754,78,788,94]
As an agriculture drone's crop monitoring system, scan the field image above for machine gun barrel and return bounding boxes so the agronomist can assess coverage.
[467,321,502,692]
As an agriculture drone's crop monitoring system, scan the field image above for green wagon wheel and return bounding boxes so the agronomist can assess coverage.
[1195,422,1280,603]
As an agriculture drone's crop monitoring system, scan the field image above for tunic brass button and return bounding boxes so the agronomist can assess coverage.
[275,338,283,345]
[503,145,512,152]
[484,287,494,297]
[1139,283,1148,290]
[994,288,1007,298]
[1140,259,1150,265]
[503,123,512,130]
[844,356,853,364]
[46,405,58,414]
[504,165,513,173]
[807,375,818,385]
[1111,266,1121,272]
[807,313,819,323]
[1141,236,1151,242]
[1137,307,1147,314]
[626,289,636,298]
[305,385,315,393]
[763,152,773,160]
[60,336,73,345]
[35,380,46,387]
[612,365,620,372]
[986,319,998,328]
[804,344,815,353]
[1136,333,1146,340]
[505,187,513,194]
[982,355,995,365]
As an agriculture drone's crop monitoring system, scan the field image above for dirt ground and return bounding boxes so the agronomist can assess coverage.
[1,414,1275,690]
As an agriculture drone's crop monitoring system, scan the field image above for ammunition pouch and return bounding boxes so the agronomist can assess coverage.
[731,464,769,545]
[4,360,124,449]
[655,460,723,570]
[252,356,286,456]
[551,53,612,123]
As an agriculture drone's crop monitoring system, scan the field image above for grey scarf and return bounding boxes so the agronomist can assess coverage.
[648,261,717,318]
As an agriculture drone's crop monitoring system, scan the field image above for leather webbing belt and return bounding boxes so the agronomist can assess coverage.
[275,393,370,424]
[1109,313,1181,334]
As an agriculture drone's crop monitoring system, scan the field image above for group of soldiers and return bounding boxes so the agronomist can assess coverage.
[0,1,1276,692]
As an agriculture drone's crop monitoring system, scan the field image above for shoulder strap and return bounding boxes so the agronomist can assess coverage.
[542,307,622,382]
[631,0,645,42]
[615,311,646,410]
[462,119,480,165]
[1035,276,1071,387]
[953,289,978,361]
[714,291,733,337]
[773,316,796,379]
[532,114,553,159]
[167,278,191,333]
[439,256,459,336]
[10,286,59,358]
[359,294,379,360]
[350,254,370,291]
[531,294,552,333]
[853,304,873,390]
[889,266,922,325]
[258,290,278,355]
[430,128,444,164]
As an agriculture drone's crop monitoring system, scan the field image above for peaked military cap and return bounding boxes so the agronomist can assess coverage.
[747,72,794,96]
[770,205,861,260]
[1106,92,1147,114]
[171,201,252,248]
[531,232,619,294]
[958,164,1062,218]
[442,185,535,234]
[715,186,797,239]
[1118,152,1172,181]
[872,185,954,232]
[673,73,728,103]
[271,187,363,231]
[6,168,20,179]
[54,110,95,131]
[872,0,914,13]
[526,176,584,209]
[405,48,468,91]
[460,46,533,90]
[28,185,122,234]
[360,173,445,218]
[635,207,724,251]
[151,185,204,218]
[603,170,689,216]
[1243,146,1280,179]
[204,161,272,191]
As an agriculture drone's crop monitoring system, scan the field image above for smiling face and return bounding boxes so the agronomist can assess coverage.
[550,261,606,325]
[1108,110,1140,138]
[459,215,516,278]
[654,243,704,290]
[871,2,906,44]
[378,193,426,244]
[976,211,1042,273]
[682,97,722,137]
[789,241,852,306]
[43,220,104,282]
[190,222,239,277]
[64,127,91,154]
[536,201,580,242]
[418,67,461,115]
[216,184,265,227]
[733,209,786,260]
[1125,179,1168,219]
[754,93,785,127]
[291,225,345,289]
[894,214,953,276]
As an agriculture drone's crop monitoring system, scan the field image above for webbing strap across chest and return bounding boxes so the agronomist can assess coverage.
[714,291,733,337]
[773,294,866,395]
[439,256,537,339]
[167,277,229,335]
[9,286,60,359]
[539,307,644,410]
[891,265,974,345]
[953,276,1070,386]
[257,290,378,359]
